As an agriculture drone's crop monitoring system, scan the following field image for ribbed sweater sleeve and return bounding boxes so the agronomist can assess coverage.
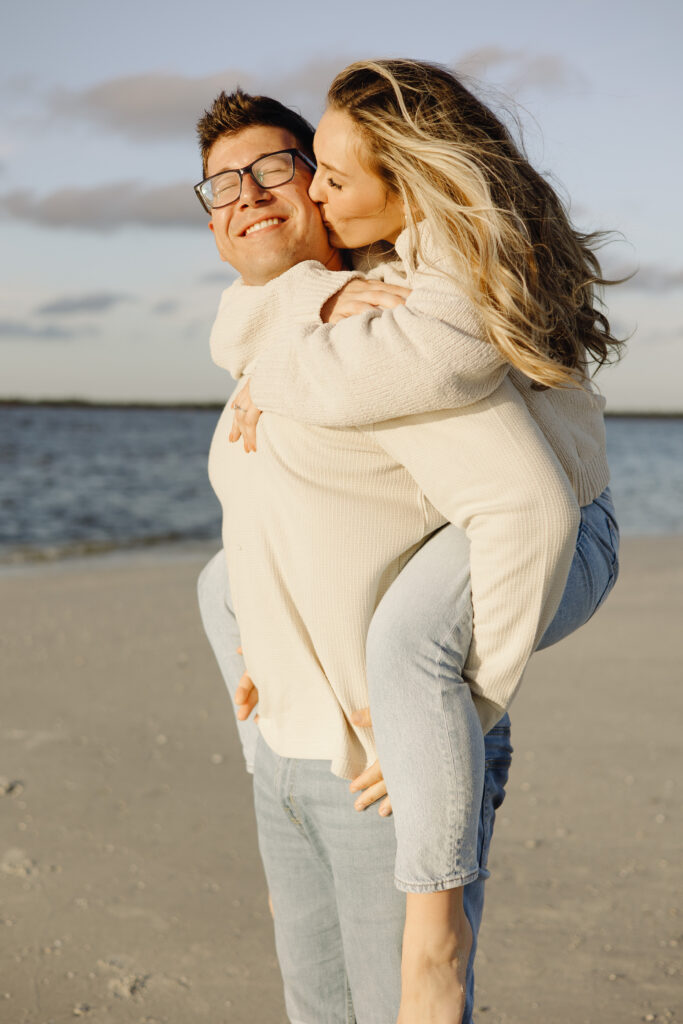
[368,378,580,733]
[210,264,361,381]
[209,253,507,425]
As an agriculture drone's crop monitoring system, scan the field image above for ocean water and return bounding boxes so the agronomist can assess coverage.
[1,404,681,563]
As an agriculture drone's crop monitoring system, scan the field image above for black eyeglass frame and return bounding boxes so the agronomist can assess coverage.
[194,148,317,214]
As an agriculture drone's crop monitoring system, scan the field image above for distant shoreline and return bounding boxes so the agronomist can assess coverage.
[1,398,682,418]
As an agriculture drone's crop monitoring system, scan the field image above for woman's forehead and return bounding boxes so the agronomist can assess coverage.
[314,108,366,173]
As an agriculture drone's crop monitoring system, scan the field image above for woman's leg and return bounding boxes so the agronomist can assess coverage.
[367,524,484,893]
[197,549,259,773]
[366,489,619,1022]
[366,524,483,1024]
[537,487,619,650]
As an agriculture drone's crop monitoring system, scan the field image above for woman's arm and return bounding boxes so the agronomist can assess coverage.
[368,378,580,732]
[210,256,507,427]
[209,263,361,382]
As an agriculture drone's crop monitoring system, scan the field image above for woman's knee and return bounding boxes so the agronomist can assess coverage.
[366,569,472,685]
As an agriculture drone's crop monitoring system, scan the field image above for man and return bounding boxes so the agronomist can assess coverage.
[195,90,576,1023]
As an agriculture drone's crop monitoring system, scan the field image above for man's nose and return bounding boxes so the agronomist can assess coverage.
[239,174,272,206]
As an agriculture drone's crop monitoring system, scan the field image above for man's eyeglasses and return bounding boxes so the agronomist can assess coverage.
[194,149,316,214]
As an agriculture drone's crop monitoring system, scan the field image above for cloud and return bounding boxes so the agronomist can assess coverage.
[0,319,89,341]
[151,300,180,315]
[47,59,350,141]
[45,54,580,145]
[1,181,199,231]
[198,269,237,286]
[621,265,683,292]
[455,47,585,93]
[36,292,133,315]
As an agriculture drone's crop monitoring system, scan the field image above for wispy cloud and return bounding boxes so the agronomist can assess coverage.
[0,318,91,341]
[45,54,580,145]
[1,181,199,231]
[47,59,351,141]
[36,292,133,315]
[455,48,586,92]
[622,265,683,292]
[197,269,237,286]
[150,299,180,315]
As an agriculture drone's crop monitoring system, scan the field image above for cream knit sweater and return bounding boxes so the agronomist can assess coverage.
[208,228,608,778]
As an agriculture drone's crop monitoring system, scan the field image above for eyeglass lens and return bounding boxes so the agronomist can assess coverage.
[205,151,295,209]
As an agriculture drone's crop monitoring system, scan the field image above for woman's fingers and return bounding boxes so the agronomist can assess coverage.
[355,278,411,300]
[228,415,242,443]
[230,380,262,452]
[321,279,412,322]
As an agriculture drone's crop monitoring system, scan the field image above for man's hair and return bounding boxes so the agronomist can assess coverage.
[196,89,315,175]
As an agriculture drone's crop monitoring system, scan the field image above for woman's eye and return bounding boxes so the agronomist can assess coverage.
[327,177,342,191]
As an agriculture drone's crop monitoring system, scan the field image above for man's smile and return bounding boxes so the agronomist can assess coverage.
[240,216,286,237]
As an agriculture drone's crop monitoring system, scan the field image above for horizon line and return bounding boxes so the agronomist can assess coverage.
[1,398,682,418]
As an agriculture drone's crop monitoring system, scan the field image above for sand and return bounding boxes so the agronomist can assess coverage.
[0,537,681,1024]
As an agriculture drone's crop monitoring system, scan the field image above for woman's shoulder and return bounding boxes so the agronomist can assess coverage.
[349,242,407,284]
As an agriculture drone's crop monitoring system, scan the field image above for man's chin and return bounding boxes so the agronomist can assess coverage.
[238,250,303,286]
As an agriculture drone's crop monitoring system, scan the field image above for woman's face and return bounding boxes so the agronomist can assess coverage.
[309,107,405,249]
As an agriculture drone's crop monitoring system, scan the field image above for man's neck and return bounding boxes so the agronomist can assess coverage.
[323,249,345,272]
[243,248,345,285]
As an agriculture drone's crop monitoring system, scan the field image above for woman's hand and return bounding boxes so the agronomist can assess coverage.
[321,278,411,324]
[229,379,262,453]
[349,706,393,817]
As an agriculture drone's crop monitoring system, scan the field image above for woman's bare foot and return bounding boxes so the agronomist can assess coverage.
[397,889,472,1024]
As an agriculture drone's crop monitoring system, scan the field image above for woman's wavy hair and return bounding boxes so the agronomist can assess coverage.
[328,59,625,387]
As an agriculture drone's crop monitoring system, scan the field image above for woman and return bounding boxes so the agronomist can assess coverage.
[216,60,621,1022]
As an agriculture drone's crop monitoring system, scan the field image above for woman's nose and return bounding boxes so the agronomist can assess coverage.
[308,168,324,203]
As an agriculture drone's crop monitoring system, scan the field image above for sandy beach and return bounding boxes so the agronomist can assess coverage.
[1,537,681,1024]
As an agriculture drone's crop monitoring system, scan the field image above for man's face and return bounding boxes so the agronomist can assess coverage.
[206,125,338,285]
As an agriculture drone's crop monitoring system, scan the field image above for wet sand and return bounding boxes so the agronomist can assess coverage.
[1,537,681,1024]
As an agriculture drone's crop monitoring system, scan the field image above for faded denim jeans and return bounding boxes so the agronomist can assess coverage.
[197,487,619,1023]
[367,487,619,896]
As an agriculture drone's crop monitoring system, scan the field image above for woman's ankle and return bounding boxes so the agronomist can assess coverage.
[402,888,471,966]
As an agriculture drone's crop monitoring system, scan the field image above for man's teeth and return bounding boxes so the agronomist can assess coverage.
[244,218,282,236]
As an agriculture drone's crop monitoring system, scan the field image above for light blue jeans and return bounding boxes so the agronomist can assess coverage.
[197,487,619,1023]
[367,487,620,895]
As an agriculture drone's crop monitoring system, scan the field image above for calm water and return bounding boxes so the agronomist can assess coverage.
[1,405,681,562]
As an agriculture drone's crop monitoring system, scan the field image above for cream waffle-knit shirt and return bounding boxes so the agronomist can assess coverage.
[206,229,606,778]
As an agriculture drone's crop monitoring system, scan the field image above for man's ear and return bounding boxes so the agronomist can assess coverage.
[207,219,227,261]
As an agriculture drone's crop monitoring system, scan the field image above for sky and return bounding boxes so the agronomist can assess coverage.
[1,0,681,411]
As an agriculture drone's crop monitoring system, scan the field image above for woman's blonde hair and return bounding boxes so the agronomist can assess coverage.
[328,59,624,387]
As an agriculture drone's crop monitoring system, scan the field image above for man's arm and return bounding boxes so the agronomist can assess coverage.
[209,258,507,425]
[367,378,579,733]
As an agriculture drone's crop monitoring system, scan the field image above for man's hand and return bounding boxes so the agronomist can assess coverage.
[235,665,260,722]
[229,379,262,453]
[349,706,392,817]
[234,673,391,817]
[321,278,411,324]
